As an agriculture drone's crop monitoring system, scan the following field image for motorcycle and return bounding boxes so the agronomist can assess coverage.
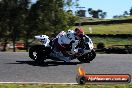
[29,34,96,63]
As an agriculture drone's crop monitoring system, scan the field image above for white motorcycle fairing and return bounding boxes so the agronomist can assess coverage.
[29,34,96,63]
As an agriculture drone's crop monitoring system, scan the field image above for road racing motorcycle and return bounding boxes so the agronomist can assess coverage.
[29,34,96,63]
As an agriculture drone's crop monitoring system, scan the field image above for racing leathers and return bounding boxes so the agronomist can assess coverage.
[52,30,79,62]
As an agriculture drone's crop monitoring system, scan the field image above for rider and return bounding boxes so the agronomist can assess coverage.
[74,27,84,40]
[52,27,84,62]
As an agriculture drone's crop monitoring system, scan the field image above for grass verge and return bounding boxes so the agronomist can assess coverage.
[91,37,132,47]
[0,84,132,88]
[72,23,132,34]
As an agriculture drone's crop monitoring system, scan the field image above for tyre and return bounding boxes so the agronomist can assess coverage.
[77,49,96,63]
[88,49,96,61]
[29,45,46,63]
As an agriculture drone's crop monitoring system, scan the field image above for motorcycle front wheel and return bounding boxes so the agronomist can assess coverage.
[29,45,46,63]
[77,49,96,63]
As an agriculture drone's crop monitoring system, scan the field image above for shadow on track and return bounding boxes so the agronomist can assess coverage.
[7,60,82,67]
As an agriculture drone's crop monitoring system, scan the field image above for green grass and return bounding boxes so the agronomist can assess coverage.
[0,84,132,88]
[72,17,132,47]
[72,23,132,34]
[73,16,132,34]
[91,37,132,47]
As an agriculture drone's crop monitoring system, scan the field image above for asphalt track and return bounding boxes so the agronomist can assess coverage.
[0,52,132,83]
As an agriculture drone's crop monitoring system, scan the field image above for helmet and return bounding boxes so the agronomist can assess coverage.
[74,28,84,38]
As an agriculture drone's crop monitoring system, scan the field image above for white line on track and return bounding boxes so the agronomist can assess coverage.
[0,82,78,84]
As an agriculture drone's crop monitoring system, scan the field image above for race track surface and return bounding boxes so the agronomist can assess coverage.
[0,52,132,83]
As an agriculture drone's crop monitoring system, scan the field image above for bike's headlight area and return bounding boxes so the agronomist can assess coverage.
[89,44,94,50]
[88,42,94,50]
[35,35,41,39]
